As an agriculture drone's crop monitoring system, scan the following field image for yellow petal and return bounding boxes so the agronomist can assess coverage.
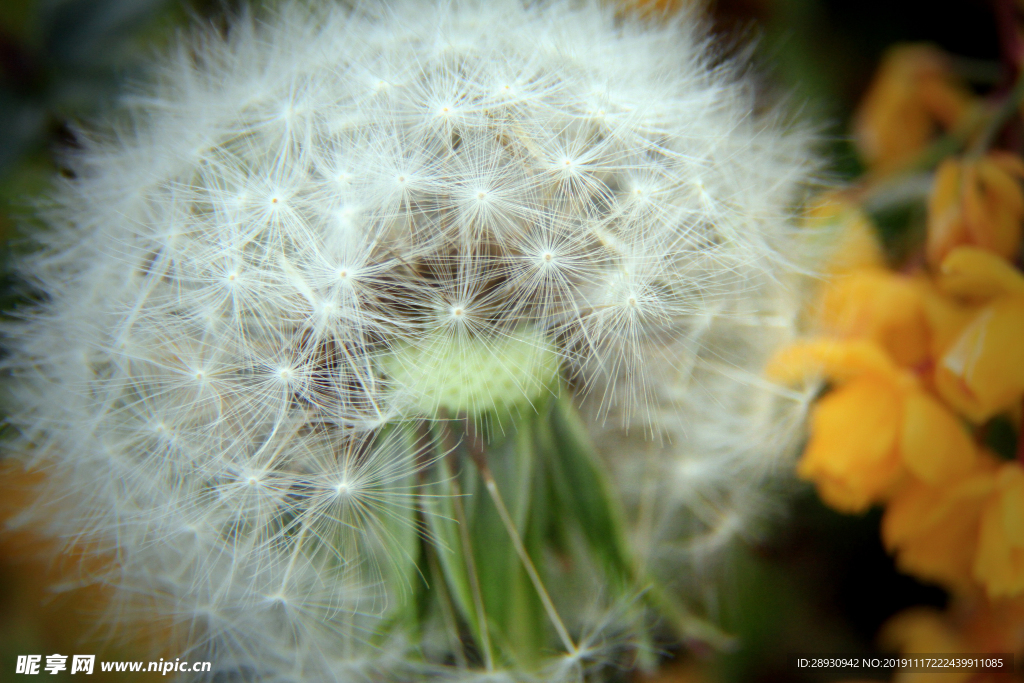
[818,269,930,367]
[767,339,909,387]
[999,466,1024,548]
[989,149,1024,178]
[918,278,980,360]
[805,194,886,273]
[882,458,997,589]
[798,377,904,512]
[927,158,969,266]
[975,156,1024,259]
[983,199,1024,261]
[936,296,1024,422]
[881,607,966,654]
[974,464,1024,598]
[855,45,973,175]
[881,609,973,683]
[978,156,1024,215]
[927,153,1024,265]
[898,390,976,484]
[938,246,1024,301]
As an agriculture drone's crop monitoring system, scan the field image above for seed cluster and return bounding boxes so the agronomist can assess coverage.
[4,1,816,680]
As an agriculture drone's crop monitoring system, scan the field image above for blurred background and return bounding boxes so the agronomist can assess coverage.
[0,0,1013,681]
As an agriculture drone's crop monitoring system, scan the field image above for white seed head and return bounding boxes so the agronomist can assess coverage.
[3,0,819,679]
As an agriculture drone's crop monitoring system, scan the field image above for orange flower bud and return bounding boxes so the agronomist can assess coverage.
[855,45,974,174]
[927,153,1024,266]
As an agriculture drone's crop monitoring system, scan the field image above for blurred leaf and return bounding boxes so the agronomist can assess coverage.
[40,0,172,68]
[0,91,45,172]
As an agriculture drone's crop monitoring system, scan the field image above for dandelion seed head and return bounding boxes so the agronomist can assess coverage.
[3,0,819,678]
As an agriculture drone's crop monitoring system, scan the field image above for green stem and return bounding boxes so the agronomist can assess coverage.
[546,393,735,651]
[860,68,1024,214]
[971,67,1024,155]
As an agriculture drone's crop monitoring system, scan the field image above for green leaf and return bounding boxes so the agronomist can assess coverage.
[468,423,545,666]
[541,392,736,651]
[420,443,478,640]
[542,392,633,587]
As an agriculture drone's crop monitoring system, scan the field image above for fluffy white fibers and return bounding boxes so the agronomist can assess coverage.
[3,0,819,680]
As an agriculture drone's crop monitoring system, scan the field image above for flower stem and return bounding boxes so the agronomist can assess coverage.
[972,66,1024,155]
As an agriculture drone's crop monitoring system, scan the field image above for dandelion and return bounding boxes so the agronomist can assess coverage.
[2,1,817,679]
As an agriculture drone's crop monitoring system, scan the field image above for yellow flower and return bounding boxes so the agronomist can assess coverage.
[927,152,1024,266]
[769,340,977,512]
[932,247,1024,422]
[974,462,1024,598]
[799,374,906,511]
[882,455,999,590]
[959,593,1024,654]
[818,268,930,367]
[884,453,1024,600]
[805,193,886,274]
[880,608,973,683]
[854,45,975,175]
[803,196,925,363]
